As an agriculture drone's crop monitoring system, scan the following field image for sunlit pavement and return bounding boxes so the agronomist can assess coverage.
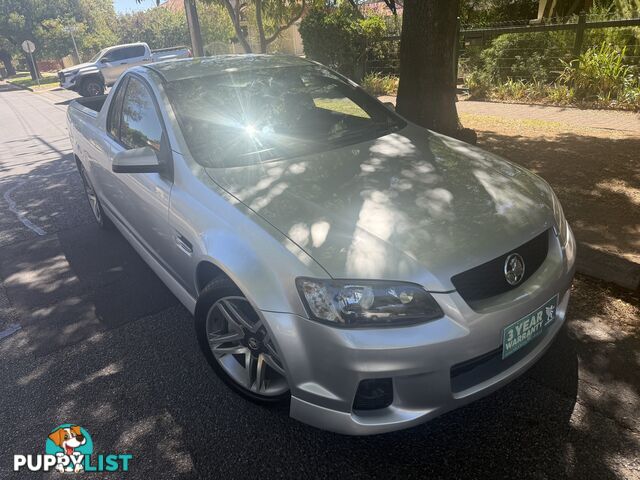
[0,83,638,479]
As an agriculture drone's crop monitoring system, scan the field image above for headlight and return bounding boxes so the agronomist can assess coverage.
[551,190,569,246]
[296,278,444,328]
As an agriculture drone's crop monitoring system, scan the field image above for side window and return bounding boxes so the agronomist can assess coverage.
[102,48,119,62]
[120,77,163,152]
[115,46,145,60]
[107,77,128,139]
[129,45,146,58]
[115,48,132,61]
[106,47,135,62]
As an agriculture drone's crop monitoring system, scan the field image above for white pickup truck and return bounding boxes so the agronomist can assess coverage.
[57,42,191,96]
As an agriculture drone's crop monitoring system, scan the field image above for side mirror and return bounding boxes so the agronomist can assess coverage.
[99,58,109,64]
[383,101,395,111]
[112,147,161,174]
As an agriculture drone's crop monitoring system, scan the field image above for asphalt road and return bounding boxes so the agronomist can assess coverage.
[0,84,638,479]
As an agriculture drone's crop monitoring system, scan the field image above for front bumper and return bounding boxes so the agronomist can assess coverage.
[58,73,78,90]
[262,228,576,435]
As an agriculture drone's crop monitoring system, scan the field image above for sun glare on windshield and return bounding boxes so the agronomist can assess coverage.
[166,66,405,168]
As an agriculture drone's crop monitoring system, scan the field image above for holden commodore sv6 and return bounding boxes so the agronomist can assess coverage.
[67,55,576,435]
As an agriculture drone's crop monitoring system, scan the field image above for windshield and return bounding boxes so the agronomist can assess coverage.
[89,48,107,63]
[166,65,406,168]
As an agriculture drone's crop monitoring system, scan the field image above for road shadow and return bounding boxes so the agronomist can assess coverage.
[0,83,20,94]
[0,152,178,357]
[0,152,81,246]
[563,275,640,433]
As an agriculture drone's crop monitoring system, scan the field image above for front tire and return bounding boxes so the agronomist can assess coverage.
[195,278,290,404]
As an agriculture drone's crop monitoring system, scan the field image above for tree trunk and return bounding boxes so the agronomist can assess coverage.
[255,0,268,53]
[396,0,475,143]
[0,50,16,77]
[184,0,205,57]
[221,0,253,53]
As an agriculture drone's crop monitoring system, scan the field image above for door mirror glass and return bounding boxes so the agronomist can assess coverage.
[112,147,161,174]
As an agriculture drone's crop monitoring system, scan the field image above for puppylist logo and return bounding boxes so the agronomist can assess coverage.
[13,424,132,473]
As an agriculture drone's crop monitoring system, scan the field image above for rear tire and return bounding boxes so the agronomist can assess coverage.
[195,277,290,405]
[78,163,113,230]
[79,78,104,97]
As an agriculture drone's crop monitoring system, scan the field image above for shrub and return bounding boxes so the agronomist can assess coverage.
[559,43,636,100]
[546,83,574,105]
[299,5,388,81]
[479,31,574,82]
[583,3,640,63]
[466,37,638,110]
[490,79,554,102]
[493,78,530,100]
[362,73,399,96]
[621,85,640,105]
[466,69,493,99]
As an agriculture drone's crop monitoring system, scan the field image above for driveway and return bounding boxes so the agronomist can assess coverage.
[0,84,639,479]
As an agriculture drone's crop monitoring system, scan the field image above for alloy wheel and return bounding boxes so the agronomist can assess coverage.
[205,296,288,397]
[80,167,102,223]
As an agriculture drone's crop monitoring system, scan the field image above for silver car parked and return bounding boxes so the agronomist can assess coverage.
[67,55,576,435]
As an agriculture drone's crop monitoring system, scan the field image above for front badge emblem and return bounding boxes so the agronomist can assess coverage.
[504,253,525,286]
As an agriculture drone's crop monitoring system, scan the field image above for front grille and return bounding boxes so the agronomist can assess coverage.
[451,229,549,304]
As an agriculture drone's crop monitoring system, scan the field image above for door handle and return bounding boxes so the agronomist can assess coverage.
[175,233,193,255]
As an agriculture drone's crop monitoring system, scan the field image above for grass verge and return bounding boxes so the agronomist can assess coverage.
[7,72,59,91]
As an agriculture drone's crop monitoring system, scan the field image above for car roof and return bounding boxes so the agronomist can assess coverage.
[105,42,146,51]
[145,54,316,83]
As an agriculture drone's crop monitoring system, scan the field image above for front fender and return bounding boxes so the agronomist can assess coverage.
[195,225,326,316]
[168,160,328,317]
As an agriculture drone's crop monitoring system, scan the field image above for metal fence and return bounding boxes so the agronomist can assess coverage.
[365,13,640,83]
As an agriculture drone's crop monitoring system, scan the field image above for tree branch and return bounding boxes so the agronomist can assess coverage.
[382,0,397,14]
[264,0,306,45]
[346,0,364,18]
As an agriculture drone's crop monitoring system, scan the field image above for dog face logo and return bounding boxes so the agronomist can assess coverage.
[45,424,93,473]
[48,426,86,456]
